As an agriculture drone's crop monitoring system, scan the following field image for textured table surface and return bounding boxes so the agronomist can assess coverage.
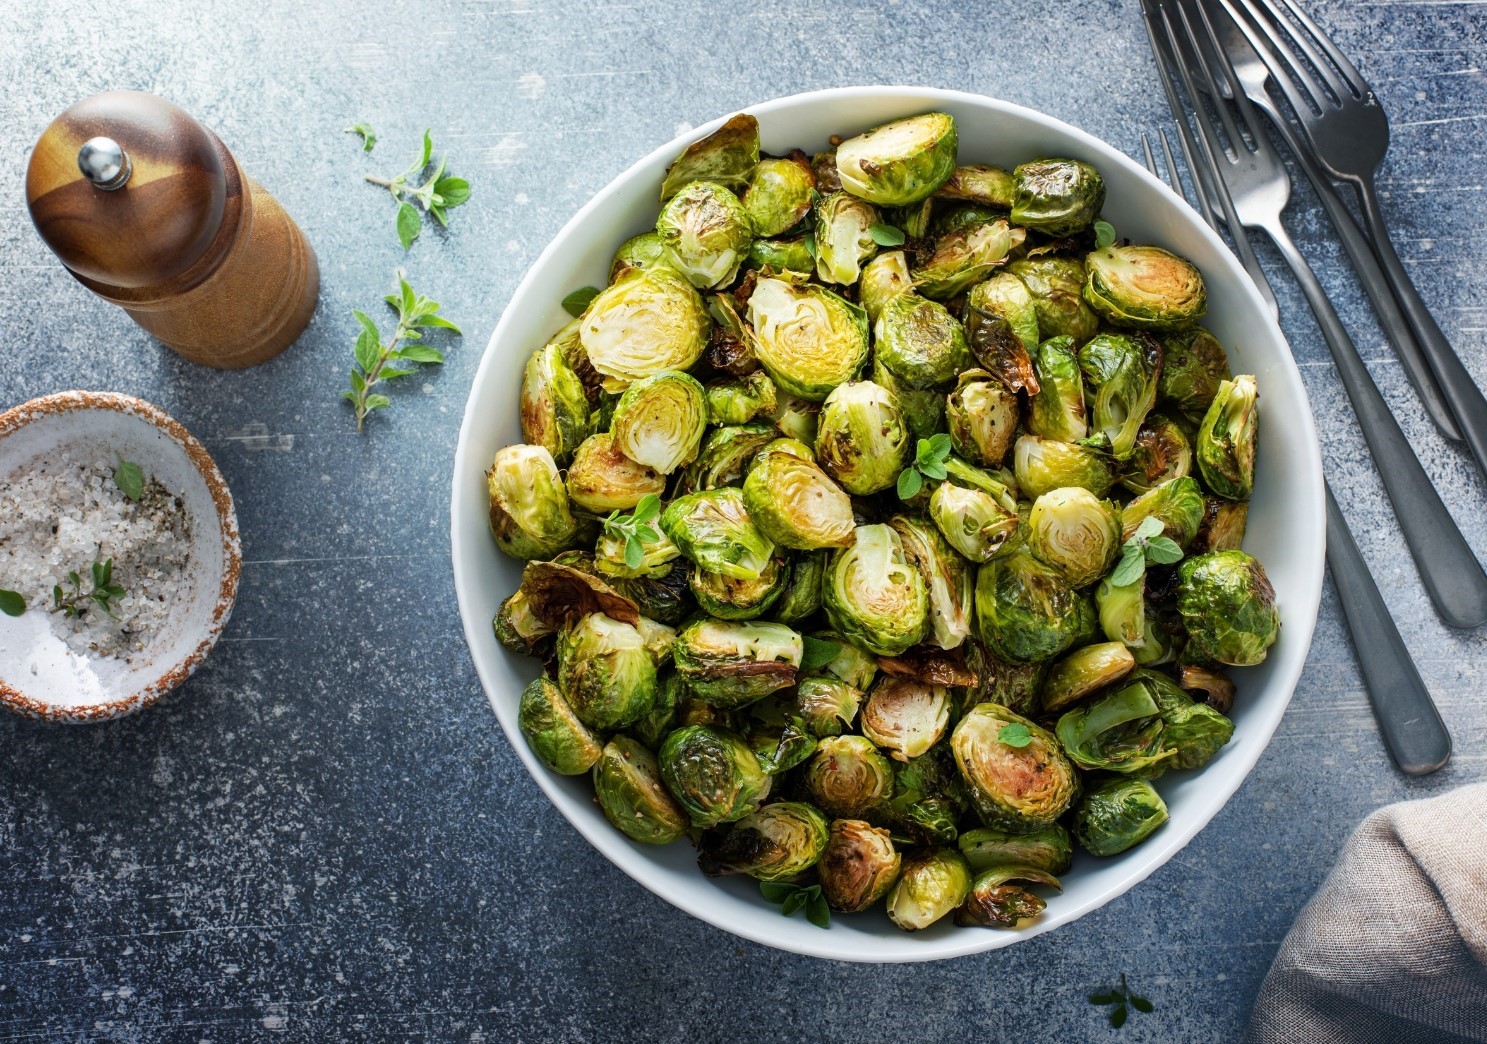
[3,0,1485,1039]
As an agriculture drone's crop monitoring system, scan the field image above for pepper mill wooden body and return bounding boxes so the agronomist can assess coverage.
[25,90,319,369]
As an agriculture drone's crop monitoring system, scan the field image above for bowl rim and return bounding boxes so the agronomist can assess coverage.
[0,390,242,723]
[451,85,1325,961]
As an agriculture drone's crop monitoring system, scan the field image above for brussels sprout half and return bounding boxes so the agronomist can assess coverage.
[518,676,605,775]
[930,482,1020,565]
[823,524,930,657]
[835,112,958,207]
[678,423,777,495]
[706,371,777,427]
[656,180,754,289]
[567,432,667,514]
[1013,435,1116,500]
[520,343,593,466]
[946,372,1018,469]
[1073,777,1169,856]
[958,824,1074,876]
[1084,244,1207,331]
[794,676,864,738]
[698,801,830,881]
[860,676,952,762]
[937,164,1016,207]
[874,292,973,391]
[1055,679,1177,774]
[859,250,914,323]
[743,442,856,551]
[660,724,770,828]
[912,220,1025,300]
[1137,668,1235,771]
[1011,158,1106,236]
[804,735,896,819]
[747,276,871,400]
[1121,476,1205,548]
[494,589,556,656]
[609,231,668,283]
[660,487,775,580]
[1197,375,1259,501]
[741,152,816,237]
[888,514,973,651]
[1005,256,1101,347]
[487,444,583,560]
[594,736,691,845]
[1040,641,1137,716]
[1027,487,1122,588]
[557,613,659,730]
[952,703,1080,831]
[975,550,1094,665]
[819,820,903,913]
[814,191,880,286]
[816,381,913,495]
[1176,551,1280,667]
[1078,332,1163,460]
[1193,497,1249,555]
[672,618,802,708]
[1160,326,1232,422]
[689,553,791,621]
[612,371,708,475]
[579,266,710,388]
[1028,336,1088,443]
[887,848,974,931]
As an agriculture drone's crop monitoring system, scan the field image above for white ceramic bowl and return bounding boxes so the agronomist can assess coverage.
[452,87,1324,962]
[0,391,241,723]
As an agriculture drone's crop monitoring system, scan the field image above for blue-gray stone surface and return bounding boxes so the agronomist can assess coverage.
[3,0,1485,1039]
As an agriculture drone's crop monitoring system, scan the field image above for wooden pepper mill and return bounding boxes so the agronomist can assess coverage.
[25,90,319,369]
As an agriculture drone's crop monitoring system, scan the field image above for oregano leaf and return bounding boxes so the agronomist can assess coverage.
[998,722,1034,748]
[0,590,25,617]
[562,286,601,318]
[113,458,144,503]
[868,223,905,247]
[800,635,842,672]
[1094,219,1116,249]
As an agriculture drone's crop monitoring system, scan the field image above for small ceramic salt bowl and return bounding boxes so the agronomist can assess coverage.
[0,391,241,723]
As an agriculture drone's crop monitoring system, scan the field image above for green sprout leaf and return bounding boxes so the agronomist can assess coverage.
[345,122,377,152]
[113,457,144,503]
[800,635,843,672]
[50,560,125,620]
[997,722,1034,748]
[1094,219,1117,250]
[0,590,26,617]
[759,881,830,928]
[344,271,461,432]
[868,223,906,247]
[561,286,601,318]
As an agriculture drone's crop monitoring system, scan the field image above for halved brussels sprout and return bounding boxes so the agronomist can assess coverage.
[487,444,583,560]
[975,550,1093,664]
[887,848,973,931]
[677,423,776,495]
[874,292,973,391]
[1073,777,1169,856]
[958,824,1074,876]
[964,274,1040,394]
[814,191,880,286]
[743,699,817,775]
[1197,375,1258,501]
[814,381,913,496]
[657,180,754,289]
[823,525,929,657]
[1122,415,1193,495]
[1160,326,1231,422]
[520,343,593,466]
[794,676,864,737]
[557,613,659,729]
[952,703,1079,830]
[594,736,690,845]
[628,669,683,749]
[1040,641,1137,716]
[806,632,880,691]
[518,676,605,775]
[579,266,710,388]
[595,525,681,580]
[819,820,902,913]
[611,371,708,475]
[860,676,951,762]
[494,589,556,655]
[1011,158,1105,236]
[912,220,1024,300]
[659,724,770,828]
[930,482,1020,564]
[937,164,1016,207]
[859,250,914,323]
[741,152,816,237]
[1138,668,1235,771]
[609,231,668,283]
[774,550,826,625]
[803,735,896,818]
[698,800,829,880]
[835,112,958,206]
[742,441,856,550]
[672,618,802,708]
[748,236,815,273]
[610,564,694,627]
[1028,487,1122,588]
[660,112,759,201]
[747,276,870,400]
[1193,496,1249,554]
[1056,679,1176,774]
[566,432,666,514]
[660,488,775,580]
[955,865,1061,929]
[946,372,1018,468]
[706,371,777,426]
[872,356,946,439]
[888,514,972,650]
[1096,574,1146,647]
[1084,244,1207,331]
[1177,550,1280,666]
[689,553,790,622]
[1121,475,1205,548]
[1013,435,1115,500]
[1005,257,1100,346]
[1079,332,1163,460]
[1028,335,1088,443]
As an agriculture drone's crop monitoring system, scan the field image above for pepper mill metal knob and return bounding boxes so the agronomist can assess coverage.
[25,91,319,370]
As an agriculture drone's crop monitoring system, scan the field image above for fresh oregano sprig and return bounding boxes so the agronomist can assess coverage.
[601,494,663,570]
[1094,219,1117,250]
[759,881,830,929]
[343,271,462,432]
[364,129,471,248]
[897,433,953,499]
[53,559,126,620]
[1107,516,1184,588]
[1089,973,1154,1028]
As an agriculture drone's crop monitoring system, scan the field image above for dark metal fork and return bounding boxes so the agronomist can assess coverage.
[1141,129,1451,776]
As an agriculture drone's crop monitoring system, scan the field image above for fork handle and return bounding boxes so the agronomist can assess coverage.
[1353,174,1487,479]
[1325,483,1451,775]
[1265,223,1487,628]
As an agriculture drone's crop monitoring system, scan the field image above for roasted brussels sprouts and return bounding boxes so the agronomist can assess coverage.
[1028,336,1088,443]
[888,514,972,650]
[1121,475,1205,548]
[487,444,583,560]
[678,423,776,495]
[557,613,659,729]
[937,164,1016,207]
[494,589,556,656]
[946,372,1018,468]
[659,724,770,828]
[698,801,830,880]
[660,488,775,580]
[773,550,826,625]
[1196,375,1258,501]
[872,356,947,439]
[1005,256,1100,347]
[819,820,902,913]
[741,152,816,237]
[1028,487,1122,588]
[952,703,1079,830]
[814,191,880,286]
[1193,497,1249,555]
[769,390,821,445]
[1159,326,1231,422]
[975,550,1093,665]
[610,564,694,626]
[1179,662,1237,715]
[1040,641,1136,716]
[835,112,958,206]
[1084,244,1207,331]
[518,676,605,775]
[655,180,754,289]
[672,617,802,708]
[747,276,870,400]
[1139,669,1234,770]
[579,266,710,388]
[930,481,1020,564]
[803,735,896,818]
[1078,332,1162,460]
[859,250,914,323]
[887,848,973,931]
[956,865,1061,929]
[689,553,790,621]
[706,371,777,427]
[660,112,759,201]
[794,676,864,737]
[1072,777,1169,856]
[1121,415,1193,495]
[1095,574,1146,648]
[874,292,973,391]
[609,231,668,283]
[1176,551,1280,667]
[740,440,856,551]
[964,273,1040,394]
[860,676,951,762]
[806,632,880,692]
[958,824,1073,876]
[520,343,593,466]
[1055,679,1176,774]
[1011,158,1105,236]
[964,642,1048,719]
[567,432,668,514]
[880,744,968,843]
[823,524,929,657]
[1013,435,1116,500]
[594,736,691,845]
[816,381,913,495]
[912,220,1024,300]
[748,236,815,274]
[611,371,708,475]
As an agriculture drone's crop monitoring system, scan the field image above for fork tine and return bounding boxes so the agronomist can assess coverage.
[1226,0,1331,112]
[1141,0,1221,227]
[1160,129,1217,232]
[1186,0,1268,149]
[1261,0,1356,104]
[1169,1,1252,160]
[1272,0,1366,99]
[1142,132,1160,178]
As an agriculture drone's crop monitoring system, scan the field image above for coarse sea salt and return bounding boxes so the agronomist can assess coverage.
[0,450,191,667]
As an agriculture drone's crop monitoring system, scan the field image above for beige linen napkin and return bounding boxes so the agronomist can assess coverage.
[1247,782,1487,1043]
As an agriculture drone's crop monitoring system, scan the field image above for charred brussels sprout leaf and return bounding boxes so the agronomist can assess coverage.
[742,152,816,237]
[659,724,770,828]
[579,266,710,388]
[518,677,605,775]
[835,112,958,207]
[819,820,902,913]
[816,381,913,495]
[1011,158,1106,236]
[1078,332,1163,460]
[1055,679,1176,774]
[672,618,802,708]
[487,444,583,560]
[1176,551,1280,667]
[964,274,1040,394]
[1121,415,1193,495]
[1073,777,1169,856]
[611,371,708,475]
[594,736,691,845]
[699,801,830,881]
[660,487,775,580]
[888,514,973,651]
[887,848,974,931]
[823,524,930,657]
[975,550,1093,665]
[804,735,896,818]
[952,703,1079,830]
[955,865,1061,929]
[1028,487,1123,588]
[875,292,973,391]
[520,343,593,466]
[660,113,760,202]
[567,432,667,514]
[747,276,870,400]
[1193,497,1249,555]
[1029,335,1089,443]
[743,441,856,550]
[1196,376,1258,501]
[912,220,1024,300]
[1084,244,1207,331]
[814,191,880,286]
